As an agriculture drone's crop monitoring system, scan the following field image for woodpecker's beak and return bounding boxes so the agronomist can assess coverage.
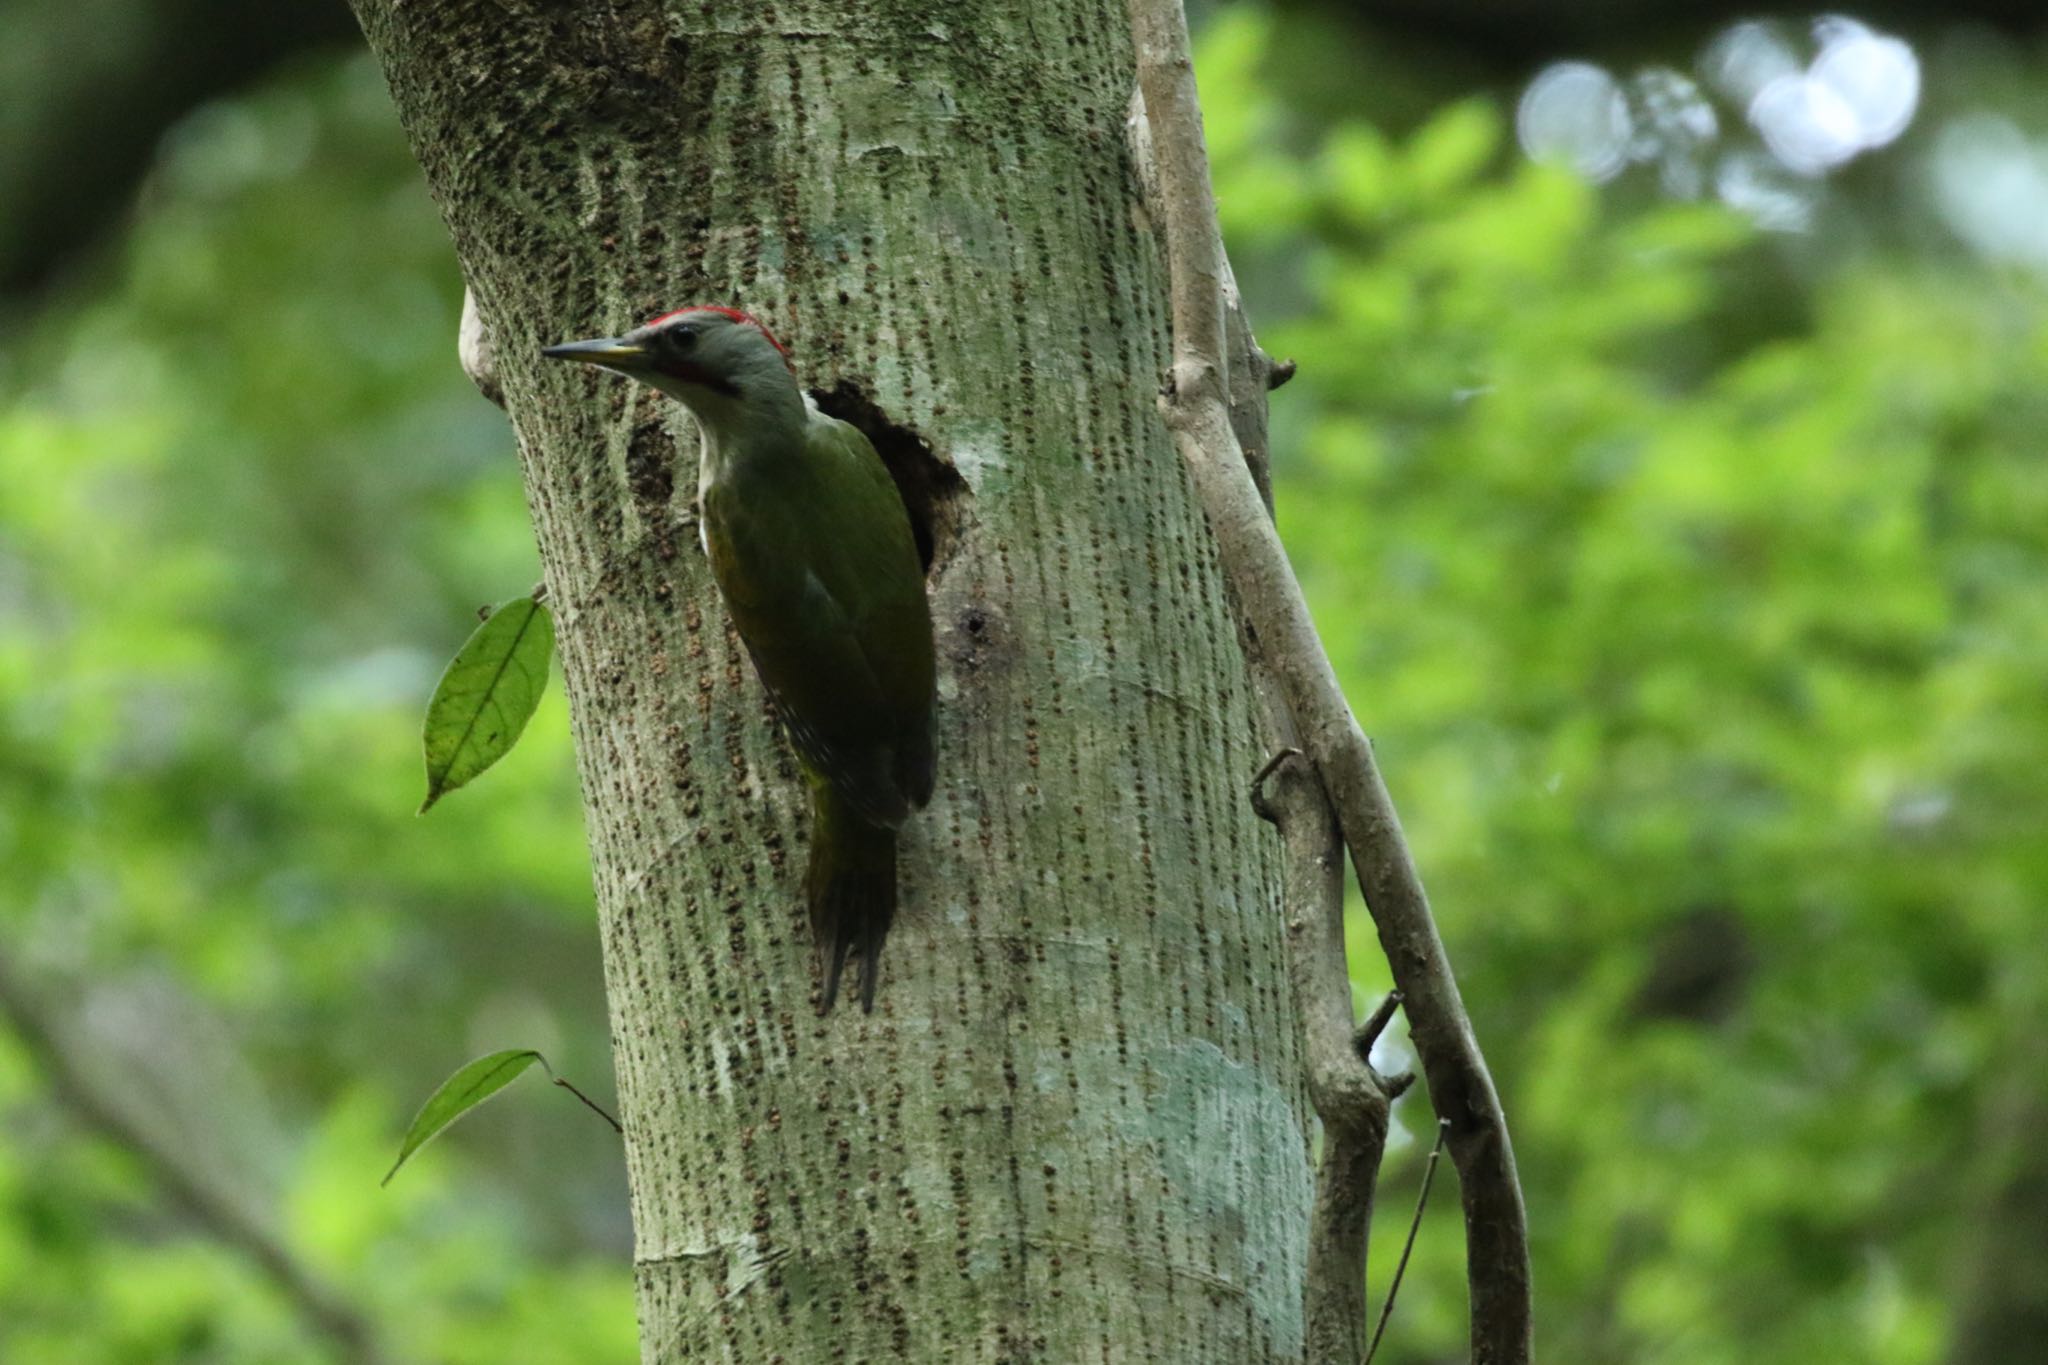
[541,336,650,371]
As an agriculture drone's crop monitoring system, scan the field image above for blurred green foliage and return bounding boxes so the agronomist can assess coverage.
[0,54,630,1364]
[1205,9,2048,1361]
[2,9,2045,1364]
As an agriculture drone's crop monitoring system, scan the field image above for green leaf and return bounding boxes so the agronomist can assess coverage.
[382,1049,546,1186]
[1404,99,1502,201]
[1323,123,1399,227]
[419,595,554,813]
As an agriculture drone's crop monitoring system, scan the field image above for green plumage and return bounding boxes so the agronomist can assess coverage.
[701,411,935,1009]
[542,307,936,1011]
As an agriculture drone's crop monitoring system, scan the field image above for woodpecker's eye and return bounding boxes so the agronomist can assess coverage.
[667,325,698,352]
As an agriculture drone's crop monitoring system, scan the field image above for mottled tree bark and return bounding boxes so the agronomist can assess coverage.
[350,2,1310,1360]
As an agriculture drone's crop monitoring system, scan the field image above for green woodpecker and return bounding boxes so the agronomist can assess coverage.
[543,306,935,1012]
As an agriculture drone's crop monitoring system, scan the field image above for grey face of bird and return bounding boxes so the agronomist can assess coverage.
[544,307,811,455]
[542,308,795,410]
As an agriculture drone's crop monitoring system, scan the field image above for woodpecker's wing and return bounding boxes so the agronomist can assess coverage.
[701,414,936,827]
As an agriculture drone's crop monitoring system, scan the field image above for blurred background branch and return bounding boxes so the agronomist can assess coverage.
[0,949,393,1364]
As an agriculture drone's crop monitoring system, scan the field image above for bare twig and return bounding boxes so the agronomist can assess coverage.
[1125,2,1533,1360]
[552,1075,623,1134]
[1357,990,1404,1053]
[1268,739,1388,1363]
[1220,269,1284,509]
[1248,746,1304,822]
[1364,1119,1450,1365]
[0,949,395,1364]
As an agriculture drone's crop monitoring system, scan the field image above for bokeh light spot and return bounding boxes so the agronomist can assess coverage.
[1518,62,1633,183]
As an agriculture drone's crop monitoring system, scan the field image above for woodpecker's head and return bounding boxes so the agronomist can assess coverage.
[543,306,797,428]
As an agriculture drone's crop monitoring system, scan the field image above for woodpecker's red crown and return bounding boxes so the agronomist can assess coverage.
[541,305,797,401]
[646,305,790,364]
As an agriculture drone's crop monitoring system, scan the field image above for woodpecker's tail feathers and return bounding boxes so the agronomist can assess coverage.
[805,784,897,1013]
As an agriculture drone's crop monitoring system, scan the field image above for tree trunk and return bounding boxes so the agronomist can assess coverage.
[351,3,1311,1358]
